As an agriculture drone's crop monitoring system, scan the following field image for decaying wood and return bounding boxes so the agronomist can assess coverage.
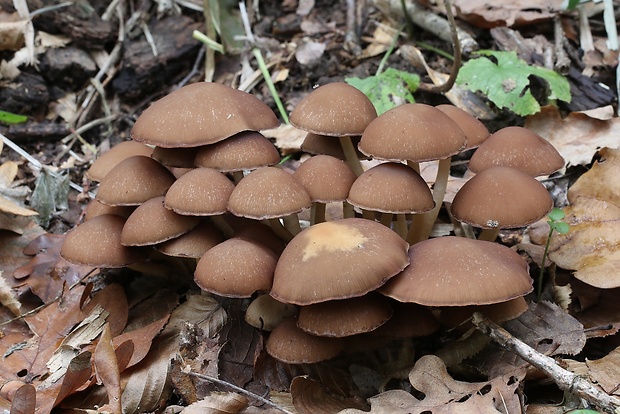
[373,0,479,54]
[472,312,620,414]
[0,72,49,114]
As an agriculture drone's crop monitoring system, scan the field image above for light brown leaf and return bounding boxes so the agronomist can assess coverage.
[525,107,620,168]
[291,376,368,414]
[567,147,620,206]
[94,323,122,414]
[0,381,35,414]
[453,0,563,28]
[112,314,170,369]
[182,392,248,413]
[586,345,620,396]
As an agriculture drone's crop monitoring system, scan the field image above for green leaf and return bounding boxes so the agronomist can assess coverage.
[345,68,420,115]
[564,0,581,10]
[30,168,70,227]
[551,221,570,234]
[548,207,565,222]
[456,50,571,116]
[0,110,27,125]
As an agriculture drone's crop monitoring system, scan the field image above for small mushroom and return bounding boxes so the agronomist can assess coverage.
[86,141,153,182]
[290,82,377,176]
[245,294,298,331]
[450,166,554,241]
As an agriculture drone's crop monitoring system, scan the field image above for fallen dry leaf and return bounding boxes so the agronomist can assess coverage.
[94,323,122,414]
[453,0,563,28]
[525,106,620,168]
[586,345,620,396]
[182,392,249,413]
[12,233,95,303]
[340,355,521,413]
[0,160,37,217]
[291,376,368,414]
[547,150,620,288]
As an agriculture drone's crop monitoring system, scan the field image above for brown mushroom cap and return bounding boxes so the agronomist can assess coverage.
[194,237,278,298]
[245,294,298,331]
[293,155,357,202]
[83,199,134,221]
[266,317,344,364]
[468,126,565,176]
[439,296,529,328]
[61,214,145,267]
[194,131,281,172]
[359,103,467,162]
[120,196,201,246]
[289,82,377,136]
[131,82,279,148]
[86,141,153,182]
[156,220,224,258]
[450,166,553,229]
[347,162,434,214]
[227,166,311,220]
[270,218,410,305]
[379,236,533,306]
[96,155,176,206]
[164,167,235,216]
[297,293,393,337]
[436,104,490,150]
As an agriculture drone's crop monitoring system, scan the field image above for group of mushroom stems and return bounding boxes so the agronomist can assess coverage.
[61,82,565,365]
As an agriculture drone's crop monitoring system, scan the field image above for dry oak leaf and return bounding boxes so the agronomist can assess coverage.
[453,0,564,28]
[0,160,37,216]
[586,345,620,396]
[525,106,620,168]
[548,149,620,288]
[182,392,249,413]
[12,233,96,303]
[340,355,521,414]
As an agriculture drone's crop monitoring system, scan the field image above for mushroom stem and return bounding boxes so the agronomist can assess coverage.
[310,202,326,225]
[339,136,364,176]
[478,227,500,242]
[282,214,302,236]
[407,157,451,244]
[395,214,408,239]
[343,201,355,218]
[210,215,235,239]
[268,218,294,242]
[380,213,393,228]
[231,171,245,184]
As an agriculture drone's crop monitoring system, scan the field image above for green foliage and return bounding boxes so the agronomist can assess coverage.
[345,68,420,115]
[564,0,581,10]
[456,50,571,116]
[30,168,70,227]
[0,110,27,125]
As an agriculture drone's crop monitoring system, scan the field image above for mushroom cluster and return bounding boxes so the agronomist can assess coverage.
[61,81,564,366]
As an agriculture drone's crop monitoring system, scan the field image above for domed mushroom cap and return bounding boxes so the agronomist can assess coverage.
[86,141,153,182]
[266,317,344,364]
[270,218,410,306]
[164,167,235,216]
[131,82,279,148]
[379,236,533,306]
[347,162,434,214]
[121,196,201,246]
[436,104,490,150]
[297,293,393,337]
[83,200,134,221]
[96,155,176,206]
[156,220,224,258]
[290,82,377,136]
[468,126,564,176]
[451,166,553,229]
[61,214,145,267]
[194,237,278,298]
[227,166,312,220]
[194,131,281,172]
[293,155,357,202]
[359,103,467,162]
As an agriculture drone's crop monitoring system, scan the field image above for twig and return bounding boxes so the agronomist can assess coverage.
[186,371,295,414]
[417,0,460,94]
[373,0,478,54]
[472,312,620,414]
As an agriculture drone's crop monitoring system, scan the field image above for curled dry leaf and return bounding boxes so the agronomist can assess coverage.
[525,107,620,168]
[453,0,563,28]
[548,149,620,288]
[340,355,521,414]
[585,345,620,396]
[182,392,248,414]
[94,323,122,414]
